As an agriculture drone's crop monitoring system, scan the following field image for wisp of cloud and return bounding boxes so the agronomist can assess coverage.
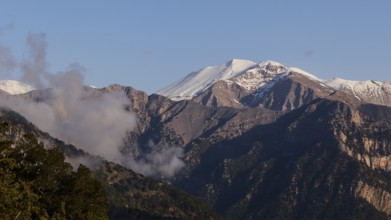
[0,32,185,177]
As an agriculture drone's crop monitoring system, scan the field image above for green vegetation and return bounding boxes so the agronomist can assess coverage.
[0,122,108,220]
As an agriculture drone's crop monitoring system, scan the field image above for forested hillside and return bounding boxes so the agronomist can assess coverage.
[0,122,108,219]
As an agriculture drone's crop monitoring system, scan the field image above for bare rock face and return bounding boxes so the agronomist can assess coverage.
[193,81,250,108]
[252,73,332,111]
[331,102,391,173]
[355,181,391,215]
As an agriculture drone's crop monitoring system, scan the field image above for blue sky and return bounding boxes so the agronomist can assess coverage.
[0,1,390,93]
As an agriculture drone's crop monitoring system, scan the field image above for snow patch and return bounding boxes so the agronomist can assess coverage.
[0,80,35,95]
[289,67,321,81]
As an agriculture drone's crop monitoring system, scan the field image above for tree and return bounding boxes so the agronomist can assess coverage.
[65,164,108,220]
[0,129,108,219]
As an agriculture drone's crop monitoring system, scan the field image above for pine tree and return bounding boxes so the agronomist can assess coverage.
[0,123,109,219]
[65,164,108,220]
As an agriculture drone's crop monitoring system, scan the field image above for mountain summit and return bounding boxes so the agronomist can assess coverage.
[157,59,391,109]
[157,59,320,101]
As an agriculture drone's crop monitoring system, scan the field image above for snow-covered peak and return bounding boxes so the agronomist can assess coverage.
[156,59,255,100]
[157,59,327,101]
[325,78,391,101]
[0,80,35,95]
[227,60,289,91]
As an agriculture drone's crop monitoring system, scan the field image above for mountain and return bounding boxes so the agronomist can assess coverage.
[100,85,391,219]
[6,80,391,219]
[157,60,328,109]
[0,80,34,95]
[191,61,332,111]
[157,59,391,110]
[2,58,391,219]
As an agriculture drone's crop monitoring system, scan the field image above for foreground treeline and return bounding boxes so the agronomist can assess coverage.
[0,122,108,220]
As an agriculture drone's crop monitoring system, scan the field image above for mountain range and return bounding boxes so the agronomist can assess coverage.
[1,59,391,219]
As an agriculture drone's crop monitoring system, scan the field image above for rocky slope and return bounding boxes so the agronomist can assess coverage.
[172,96,391,219]
[99,85,391,219]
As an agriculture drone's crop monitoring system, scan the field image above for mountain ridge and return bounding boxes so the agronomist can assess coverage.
[157,59,391,109]
[3,59,391,108]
